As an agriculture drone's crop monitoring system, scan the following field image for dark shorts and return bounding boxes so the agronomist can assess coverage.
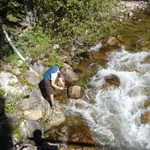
[44,80,54,96]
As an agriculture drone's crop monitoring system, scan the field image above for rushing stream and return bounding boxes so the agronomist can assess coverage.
[67,48,150,150]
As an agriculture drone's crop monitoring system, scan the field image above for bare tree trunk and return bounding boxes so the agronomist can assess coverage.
[25,1,37,28]
[2,25,39,76]
[2,25,26,62]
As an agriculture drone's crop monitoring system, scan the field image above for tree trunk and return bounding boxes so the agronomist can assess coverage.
[25,0,37,28]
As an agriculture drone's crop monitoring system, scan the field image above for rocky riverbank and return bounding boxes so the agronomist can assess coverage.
[0,35,120,149]
[0,1,150,149]
[118,0,149,18]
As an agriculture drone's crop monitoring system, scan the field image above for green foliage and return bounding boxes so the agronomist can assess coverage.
[25,29,51,60]
[27,84,36,92]
[5,101,17,113]
[12,125,24,140]
[6,14,18,22]
[0,89,5,98]
[116,12,150,51]
[8,27,63,66]
[2,0,122,63]
[0,0,24,20]
[5,54,19,65]
[47,50,63,66]
[19,75,36,91]
[39,0,120,42]
[43,117,53,127]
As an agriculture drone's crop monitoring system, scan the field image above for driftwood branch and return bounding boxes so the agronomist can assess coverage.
[2,25,26,62]
[2,25,39,77]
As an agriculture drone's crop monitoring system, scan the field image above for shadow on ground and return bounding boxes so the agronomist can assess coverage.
[0,97,13,150]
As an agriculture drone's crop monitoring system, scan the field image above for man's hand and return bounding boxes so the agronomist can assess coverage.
[59,87,64,90]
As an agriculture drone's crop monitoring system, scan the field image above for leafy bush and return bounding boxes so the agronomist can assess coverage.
[5,53,19,65]
[0,89,5,98]
[2,0,122,64]
[8,27,63,66]
[39,0,121,43]
[42,50,63,67]
[5,101,17,113]
[12,125,24,140]
[6,14,18,22]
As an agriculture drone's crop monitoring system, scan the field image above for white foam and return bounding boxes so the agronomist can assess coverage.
[67,50,150,150]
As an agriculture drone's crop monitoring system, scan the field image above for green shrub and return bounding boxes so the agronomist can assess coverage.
[5,54,19,65]
[12,126,24,140]
[5,101,17,113]
[0,89,5,98]
[6,14,18,22]
[2,0,121,65]
[39,0,121,43]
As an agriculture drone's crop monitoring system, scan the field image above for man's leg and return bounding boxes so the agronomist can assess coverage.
[48,94,54,108]
[44,80,55,108]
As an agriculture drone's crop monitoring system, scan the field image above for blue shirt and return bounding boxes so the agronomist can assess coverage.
[44,66,59,80]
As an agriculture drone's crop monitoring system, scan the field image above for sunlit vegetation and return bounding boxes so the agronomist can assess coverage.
[0,0,121,64]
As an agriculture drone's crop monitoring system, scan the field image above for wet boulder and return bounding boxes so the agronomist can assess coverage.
[106,36,120,47]
[145,56,150,64]
[104,74,120,87]
[141,111,150,124]
[63,63,79,83]
[101,74,120,91]
[68,85,84,99]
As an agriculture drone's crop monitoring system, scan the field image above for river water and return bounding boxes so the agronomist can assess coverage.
[66,12,150,150]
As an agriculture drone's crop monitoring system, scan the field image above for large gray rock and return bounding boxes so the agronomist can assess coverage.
[20,120,42,138]
[16,143,37,150]
[31,63,45,75]
[23,110,43,121]
[0,71,28,96]
[24,70,40,85]
[17,89,65,127]
[44,103,66,131]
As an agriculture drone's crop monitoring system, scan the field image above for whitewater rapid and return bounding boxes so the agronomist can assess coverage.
[67,49,150,150]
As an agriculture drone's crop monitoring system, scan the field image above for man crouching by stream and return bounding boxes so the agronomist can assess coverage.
[43,66,66,108]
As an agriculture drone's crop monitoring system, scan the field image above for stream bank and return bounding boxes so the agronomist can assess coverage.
[0,3,150,150]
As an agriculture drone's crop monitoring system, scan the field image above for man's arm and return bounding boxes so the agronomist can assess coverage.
[58,77,65,88]
[51,72,64,90]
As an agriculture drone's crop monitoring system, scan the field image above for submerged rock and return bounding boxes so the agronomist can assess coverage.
[101,74,120,91]
[104,74,120,87]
